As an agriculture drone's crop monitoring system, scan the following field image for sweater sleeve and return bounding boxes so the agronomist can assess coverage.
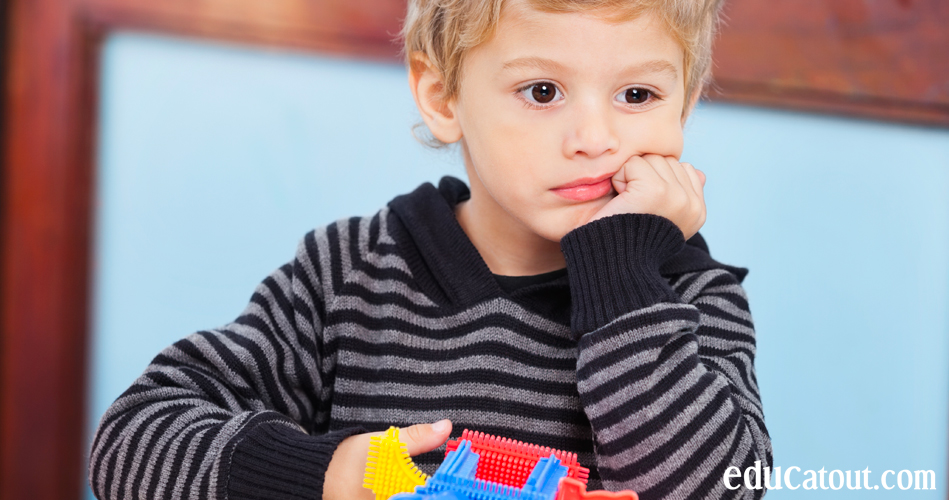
[88,230,365,500]
[560,213,772,499]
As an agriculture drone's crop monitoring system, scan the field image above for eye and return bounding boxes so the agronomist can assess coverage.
[615,87,653,105]
[518,81,563,106]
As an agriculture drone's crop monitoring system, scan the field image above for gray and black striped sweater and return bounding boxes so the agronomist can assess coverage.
[89,175,772,500]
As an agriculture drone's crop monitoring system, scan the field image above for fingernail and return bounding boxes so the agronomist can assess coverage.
[431,419,450,433]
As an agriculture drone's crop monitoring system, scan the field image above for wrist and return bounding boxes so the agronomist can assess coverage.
[220,415,365,500]
[560,212,685,335]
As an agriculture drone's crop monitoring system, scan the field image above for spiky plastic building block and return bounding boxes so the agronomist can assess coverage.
[363,426,429,500]
[555,477,639,500]
[364,426,637,500]
[390,438,568,500]
[445,429,590,488]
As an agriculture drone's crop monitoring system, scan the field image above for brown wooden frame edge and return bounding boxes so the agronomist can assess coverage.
[709,79,949,128]
[0,1,405,500]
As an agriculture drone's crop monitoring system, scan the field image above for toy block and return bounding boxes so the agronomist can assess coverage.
[445,429,589,487]
[556,477,639,500]
[363,426,429,500]
[391,440,568,500]
[369,426,638,500]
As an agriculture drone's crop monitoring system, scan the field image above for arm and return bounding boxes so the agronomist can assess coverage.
[560,213,772,499]
[88,230,364,500]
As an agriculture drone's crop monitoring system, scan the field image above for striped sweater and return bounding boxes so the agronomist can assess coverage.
[88,175,772,500]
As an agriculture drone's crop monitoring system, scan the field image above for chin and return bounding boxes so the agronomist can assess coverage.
[562,200,609,231]
[527,207,600,243]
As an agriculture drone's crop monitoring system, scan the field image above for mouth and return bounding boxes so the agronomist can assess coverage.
[550,172,615,202]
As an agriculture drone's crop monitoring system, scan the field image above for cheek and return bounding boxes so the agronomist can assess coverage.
[621,108,685,157]
[463,102,553,188]
[659,126,685,158]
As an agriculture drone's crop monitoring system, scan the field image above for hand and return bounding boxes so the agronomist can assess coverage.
[323,420,453,500]
[588,154,707,241]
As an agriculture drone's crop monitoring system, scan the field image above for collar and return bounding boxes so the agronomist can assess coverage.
[387,175,503,306]
[387,175,748,307]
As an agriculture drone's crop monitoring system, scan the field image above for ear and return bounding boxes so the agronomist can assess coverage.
[408,52,463,144]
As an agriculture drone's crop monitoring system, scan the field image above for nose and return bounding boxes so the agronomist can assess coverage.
[562,98,619,160]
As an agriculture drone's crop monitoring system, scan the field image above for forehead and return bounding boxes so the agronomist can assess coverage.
[477,0,684,80]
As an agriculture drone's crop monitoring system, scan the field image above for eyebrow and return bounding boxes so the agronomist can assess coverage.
[501,56,678,81]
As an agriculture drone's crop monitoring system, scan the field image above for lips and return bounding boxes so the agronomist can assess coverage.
[550,172,615,202]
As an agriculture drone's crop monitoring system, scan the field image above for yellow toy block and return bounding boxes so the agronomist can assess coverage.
[362,426,429,500]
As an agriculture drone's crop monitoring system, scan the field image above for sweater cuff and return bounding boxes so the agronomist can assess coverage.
[220,416,365,500]
[560,213,686,335]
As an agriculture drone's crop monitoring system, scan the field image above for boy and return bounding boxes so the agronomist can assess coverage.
[88,0,772,498]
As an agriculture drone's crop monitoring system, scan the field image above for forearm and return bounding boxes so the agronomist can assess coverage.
[561,213,771,499]
[87,330,361,500]
[88,232,357,500]
[575,304,768,498]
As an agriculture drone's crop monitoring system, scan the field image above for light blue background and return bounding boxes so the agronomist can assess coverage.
[86,32,949,499]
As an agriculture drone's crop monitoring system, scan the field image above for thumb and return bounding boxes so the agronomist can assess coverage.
[696,168,706,187]
[399,419,452,456]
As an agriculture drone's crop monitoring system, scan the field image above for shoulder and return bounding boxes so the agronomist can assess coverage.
[292,205,409,290]
[659,231,749,284]
[297,206,398,259]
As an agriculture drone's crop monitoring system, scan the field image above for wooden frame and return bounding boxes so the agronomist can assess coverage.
[710,0,949,126]
[0,2,405,499]
[1,0,946,499]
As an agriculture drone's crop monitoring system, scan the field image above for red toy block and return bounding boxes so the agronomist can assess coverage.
[556,477,639,500]
[445,429,590,488]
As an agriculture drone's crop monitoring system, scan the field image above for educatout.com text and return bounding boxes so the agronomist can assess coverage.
[724,461,936,491]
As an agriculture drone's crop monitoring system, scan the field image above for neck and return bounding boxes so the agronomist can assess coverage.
[454,158,566,277]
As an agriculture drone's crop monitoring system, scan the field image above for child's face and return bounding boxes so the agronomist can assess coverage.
[452,0,689,241]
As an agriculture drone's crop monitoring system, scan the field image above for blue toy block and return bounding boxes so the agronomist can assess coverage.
[390,439,568,500]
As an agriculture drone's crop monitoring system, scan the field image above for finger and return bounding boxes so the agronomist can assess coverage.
[696,168,706,187]
[661,156,695,193]
[680,162,703,198]
[641,153,675,183]
[619,155,662,186]
[639,154,679,187]
[400,419,453,456]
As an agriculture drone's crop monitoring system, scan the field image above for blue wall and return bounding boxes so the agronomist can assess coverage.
[682,105,949,497]
[86,31,949,498]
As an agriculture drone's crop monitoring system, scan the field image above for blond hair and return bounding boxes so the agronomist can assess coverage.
[401,0,726,145]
